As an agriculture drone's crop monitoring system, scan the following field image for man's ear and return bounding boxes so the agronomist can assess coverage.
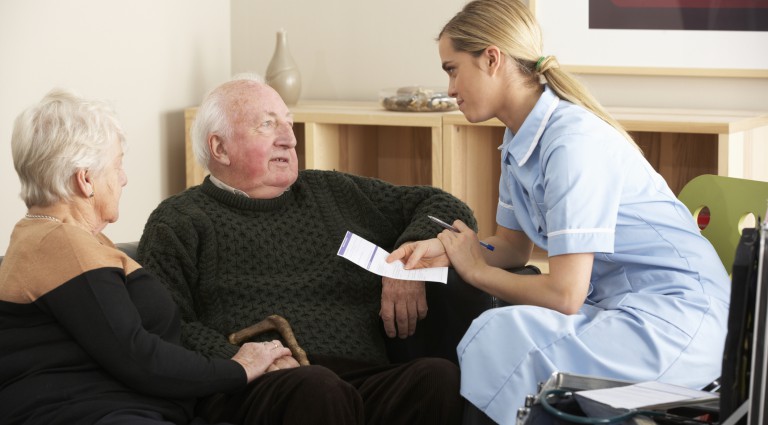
[208,135,231,166]
[74,168,94,198]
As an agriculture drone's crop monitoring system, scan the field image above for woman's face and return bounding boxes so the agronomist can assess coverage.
[438,36,499,124]
[91,138,127,226]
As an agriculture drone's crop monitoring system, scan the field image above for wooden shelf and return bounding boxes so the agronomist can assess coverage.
[185,102,768,269]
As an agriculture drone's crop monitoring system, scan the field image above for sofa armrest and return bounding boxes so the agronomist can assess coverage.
[116,241,139,261]
[384,265,540,364]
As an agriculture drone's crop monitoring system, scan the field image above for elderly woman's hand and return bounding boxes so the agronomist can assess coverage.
[231,340,294,382]
[266,354,300,372]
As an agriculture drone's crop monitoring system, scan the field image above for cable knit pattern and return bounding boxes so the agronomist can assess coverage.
[138,170,477,365]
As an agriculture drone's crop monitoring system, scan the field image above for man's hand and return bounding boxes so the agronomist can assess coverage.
[380,277,427,338]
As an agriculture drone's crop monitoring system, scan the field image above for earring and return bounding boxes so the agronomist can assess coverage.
[89,191,95,198]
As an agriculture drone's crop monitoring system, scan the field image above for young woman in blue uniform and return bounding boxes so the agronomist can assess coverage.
[388,1,730,423]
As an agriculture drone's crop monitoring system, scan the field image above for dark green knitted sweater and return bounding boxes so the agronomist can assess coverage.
[138,170,476,365]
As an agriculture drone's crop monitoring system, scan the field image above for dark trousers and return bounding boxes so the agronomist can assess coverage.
[95,409,233,425]
[197,357,463,425]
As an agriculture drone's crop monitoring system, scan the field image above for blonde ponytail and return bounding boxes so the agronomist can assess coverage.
[441,0,639,150]
[538,56,639,149]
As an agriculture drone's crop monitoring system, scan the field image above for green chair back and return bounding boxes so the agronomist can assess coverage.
[677,174,768,272]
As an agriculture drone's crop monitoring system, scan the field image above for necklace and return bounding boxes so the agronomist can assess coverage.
[25,213,61,223]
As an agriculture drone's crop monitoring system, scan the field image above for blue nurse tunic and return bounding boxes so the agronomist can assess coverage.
[458,86,730,425]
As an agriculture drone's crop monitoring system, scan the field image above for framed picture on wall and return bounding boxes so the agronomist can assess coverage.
[529,0,768,77]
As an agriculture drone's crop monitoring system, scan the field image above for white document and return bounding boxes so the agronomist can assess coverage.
[575,381,718,412]
[337,231,448,283]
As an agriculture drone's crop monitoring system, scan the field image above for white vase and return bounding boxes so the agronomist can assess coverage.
[265,29,301,106]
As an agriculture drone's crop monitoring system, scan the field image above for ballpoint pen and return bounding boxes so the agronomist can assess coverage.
[428,215,495,251]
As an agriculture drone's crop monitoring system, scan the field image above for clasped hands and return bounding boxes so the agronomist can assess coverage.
[231,339,300,383]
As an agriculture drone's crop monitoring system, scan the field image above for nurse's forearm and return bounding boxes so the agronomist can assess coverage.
[465,253,592,314]
[463,266,551,307]
[481,236,532,269]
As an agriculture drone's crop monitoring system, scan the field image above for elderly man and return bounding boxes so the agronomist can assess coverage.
[137,74,475,425]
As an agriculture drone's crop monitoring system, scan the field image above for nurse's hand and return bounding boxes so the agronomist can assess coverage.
[437,221,489,281]
[386,239,450,270]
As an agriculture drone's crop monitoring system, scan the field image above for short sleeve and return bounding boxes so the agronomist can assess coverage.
[541,133,622,256]
[496,167,523,231]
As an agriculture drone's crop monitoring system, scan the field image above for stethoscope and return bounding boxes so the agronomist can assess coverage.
[538,389,711,425]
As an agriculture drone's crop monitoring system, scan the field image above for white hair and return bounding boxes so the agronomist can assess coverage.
[11,88,127,207]
[190,73,266,169]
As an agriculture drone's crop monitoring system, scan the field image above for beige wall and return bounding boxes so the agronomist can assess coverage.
[231,0,768,111]
[576,74,768,111]
[1,0,766,254]
[231,0,469,101]
[0,0,231,255]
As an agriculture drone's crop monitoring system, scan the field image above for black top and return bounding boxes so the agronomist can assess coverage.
[0,220,245,425]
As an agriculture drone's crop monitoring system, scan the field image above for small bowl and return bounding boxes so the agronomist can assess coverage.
[379,86,458,112]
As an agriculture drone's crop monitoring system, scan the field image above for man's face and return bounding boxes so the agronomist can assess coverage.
[222,83,299,198]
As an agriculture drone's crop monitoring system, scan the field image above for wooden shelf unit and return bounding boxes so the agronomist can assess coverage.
[185,101,768,245]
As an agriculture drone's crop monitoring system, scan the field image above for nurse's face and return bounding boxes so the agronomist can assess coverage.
[439,36,499,124]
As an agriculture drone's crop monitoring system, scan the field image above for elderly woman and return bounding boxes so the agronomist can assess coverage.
[0,89,302,425]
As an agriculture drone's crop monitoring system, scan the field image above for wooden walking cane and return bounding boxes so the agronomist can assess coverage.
[228,314,310,366]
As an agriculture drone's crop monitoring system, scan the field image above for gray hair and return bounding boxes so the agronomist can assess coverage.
[191,73,266,169]
[11,88,127,207]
